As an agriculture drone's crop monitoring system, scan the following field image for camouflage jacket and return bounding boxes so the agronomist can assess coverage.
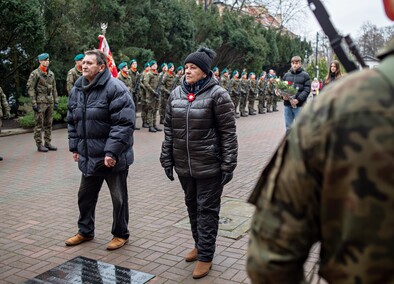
[117,71,133,93]
[264,81,275,96]
[220,76,230,91]
[27,67,58,106]
[66,66,82,94]
[247,50,394,283]
[143,70,159,102]
[249,79,258,97]
[230,78,240,97]
[129,69,140,95]
[161,71,176,96]
[257,79,266,96]
[0,87,10,118]
[239,78,248,96]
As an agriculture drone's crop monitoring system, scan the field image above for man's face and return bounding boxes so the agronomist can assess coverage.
[121,66,129,73]
[291,60,301,71]
[169,65,174,72]
[330,64,337,73]
[178,69,184,75]
[185,63,206,84]
[76,59,83,68]
[151,63,158,71]
[162,65,168,72]
[39,59,50,68]
[250,74,256,80]
[82,54,105,82]
[214,69,219,76]
[131,62,137,69]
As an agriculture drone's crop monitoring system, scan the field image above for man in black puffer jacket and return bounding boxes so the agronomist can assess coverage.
[282,55,311,133]
[65,49,135,251]
[160,47,238,279]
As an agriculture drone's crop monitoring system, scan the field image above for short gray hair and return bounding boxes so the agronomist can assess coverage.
[84,49,107,67]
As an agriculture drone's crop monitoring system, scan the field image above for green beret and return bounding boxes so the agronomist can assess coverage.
[167,62,174,68]
[37,53,49,61]
[212,66,219,72]
[176,66,184,71]
[150,60,157,66]
[74,54,84,61]
[160,62,167,69]
[129,59,137,65]
[232,70,238,77]
[118,62,128,70]
[241,71,247,76]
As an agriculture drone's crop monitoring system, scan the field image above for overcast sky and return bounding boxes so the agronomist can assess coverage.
[301,0,393,39]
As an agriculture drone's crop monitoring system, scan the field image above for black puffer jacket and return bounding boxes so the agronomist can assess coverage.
[67,68,135,176]
[160,72,238,178]
[283,67,311,107]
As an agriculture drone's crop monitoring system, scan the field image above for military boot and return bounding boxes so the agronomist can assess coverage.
[149,127,157,133]
[142,122,149,128]
[45,143,58,151]
[154,125,162,132]
[37,145,49,152]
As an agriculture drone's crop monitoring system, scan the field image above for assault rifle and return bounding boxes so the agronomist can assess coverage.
[133,73,142,96]
[307,0,367,72]
[154,73,164,99]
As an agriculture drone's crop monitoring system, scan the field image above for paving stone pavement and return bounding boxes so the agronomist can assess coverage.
[0,107,324,283]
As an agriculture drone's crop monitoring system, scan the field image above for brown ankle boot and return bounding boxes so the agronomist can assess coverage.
[192,261,212,279]
[185,248,198,262]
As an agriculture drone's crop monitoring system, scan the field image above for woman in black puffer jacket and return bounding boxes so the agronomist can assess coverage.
[160,47,238,279]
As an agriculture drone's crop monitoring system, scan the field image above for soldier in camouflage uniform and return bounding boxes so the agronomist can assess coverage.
[230,70,240,118]
[248,72,257,115]
[220,68,230,90]
[0,87,11,161]
[247,6,394,281]
[175,66,184,87]
[129,59,142,129]
[257,72,267,114]
[66,54,84,95]
[212,66,220,82]
[160,63,175,124]
[239,71,249,117]
[27,53,58,152]
[140,62,151,128]
[265,76,278,113]
[143,60,162,133]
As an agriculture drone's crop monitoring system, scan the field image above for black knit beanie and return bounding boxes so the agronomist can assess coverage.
[184,47,216,75]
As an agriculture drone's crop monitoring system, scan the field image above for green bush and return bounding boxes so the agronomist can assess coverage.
[53,96,68,123]
[18,111,35,128]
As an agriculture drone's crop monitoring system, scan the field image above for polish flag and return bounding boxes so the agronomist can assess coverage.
[98,35,118,77]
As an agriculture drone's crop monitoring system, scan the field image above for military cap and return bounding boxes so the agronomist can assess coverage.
[232,70,238,77]
[177,66,184,71]
[167,62,174,68]
[150,60,157,66]
[37,53,49,61]
[74,54,84,61]
[129,59,137,65]
[144,62,150,68]
[249,72,255,76]
[241,71,247,76]
[160,62,167,69]
[221,68,229,74]
[212,66,219,72]
[118,62,127,70]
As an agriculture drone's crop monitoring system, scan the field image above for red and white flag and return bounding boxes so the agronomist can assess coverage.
[98,35,118,77]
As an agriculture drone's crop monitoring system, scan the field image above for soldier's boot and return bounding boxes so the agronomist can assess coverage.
[273,108,279,112]
[142,122,149,128]
[45,143,58,151]
[37,145,49,152]
[149,127,157,133]
[154,125,162,132]
[235,112,240,119]
[249,109,256,115]
[241,112,248,117]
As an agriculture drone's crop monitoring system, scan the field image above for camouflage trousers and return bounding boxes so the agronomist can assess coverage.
[159,93,169,122]
[257,94,266,113]
[230,94,240,114]
[248,95,256,114]
[34,103,53,146]
[266,95,278,112]
[140,90,147,124]
[146,97,159,127]
[239,94,248,115]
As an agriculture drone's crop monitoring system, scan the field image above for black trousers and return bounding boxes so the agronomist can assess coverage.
[178,175,223,262]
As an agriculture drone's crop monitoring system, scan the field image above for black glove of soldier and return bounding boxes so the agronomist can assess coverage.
[54,103,58,111]
[32,105,40,113]
[164,166,174,181]
[154,91,160,98]
[221,171,233,186]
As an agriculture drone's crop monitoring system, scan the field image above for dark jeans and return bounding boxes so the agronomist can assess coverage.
[179,175,223,262]
[77,170,129,239]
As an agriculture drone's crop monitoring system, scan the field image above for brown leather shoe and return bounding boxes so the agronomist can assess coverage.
[185,248,198,262]
[65,234,93,246]
[192,261,212,279]
[107,237,128,250]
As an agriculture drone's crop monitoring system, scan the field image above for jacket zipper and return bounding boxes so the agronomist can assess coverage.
[82,92,89,172]
[186,101,192,176]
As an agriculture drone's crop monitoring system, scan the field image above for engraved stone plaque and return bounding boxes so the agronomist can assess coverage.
[24,256,155,284]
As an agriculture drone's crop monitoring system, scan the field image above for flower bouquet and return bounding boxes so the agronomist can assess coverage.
[274,79,298,108]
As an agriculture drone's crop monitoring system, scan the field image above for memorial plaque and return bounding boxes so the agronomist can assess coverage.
[24,256,155,284]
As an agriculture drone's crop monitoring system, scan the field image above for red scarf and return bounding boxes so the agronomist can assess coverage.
[40,66,47,73]
[131,67,137,73]
[121,71,129,78]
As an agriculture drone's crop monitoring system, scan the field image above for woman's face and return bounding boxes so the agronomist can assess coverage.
[330,63,337,73]
[185,63,206,84]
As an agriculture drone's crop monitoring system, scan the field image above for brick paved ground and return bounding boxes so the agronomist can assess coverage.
[0,107,323,283]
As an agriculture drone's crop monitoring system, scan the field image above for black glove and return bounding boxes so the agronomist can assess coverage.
[32,105,40,113]
[153,91,160,99]
[54,103,58,110]
[221,171,233,186]
[164,166,174,181]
